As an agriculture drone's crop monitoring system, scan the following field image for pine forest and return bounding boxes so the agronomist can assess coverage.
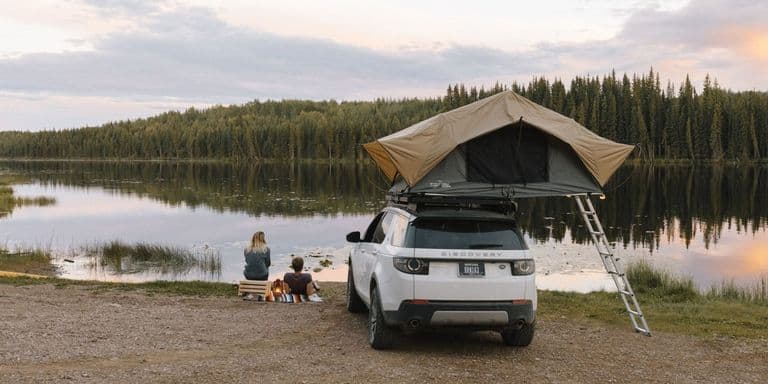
[1,69,766,162]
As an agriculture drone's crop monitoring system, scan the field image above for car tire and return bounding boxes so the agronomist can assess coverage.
[368,287,394,349]
[501,323,535,347]
[346,262,366,313]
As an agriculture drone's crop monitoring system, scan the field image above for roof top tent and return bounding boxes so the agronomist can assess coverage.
[363,91,651,336]
[364,91,634,201]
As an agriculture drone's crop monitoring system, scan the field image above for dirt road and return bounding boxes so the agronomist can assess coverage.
[1,282,766,383]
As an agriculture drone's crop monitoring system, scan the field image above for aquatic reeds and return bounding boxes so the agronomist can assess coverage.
[706,276,768,304]
[627,259,767,304]
[84,241,222,276]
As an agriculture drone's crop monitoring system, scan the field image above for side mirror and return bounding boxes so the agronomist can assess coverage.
[346,231,361,243]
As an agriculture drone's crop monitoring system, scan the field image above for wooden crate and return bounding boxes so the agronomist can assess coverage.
[237,280,270,296]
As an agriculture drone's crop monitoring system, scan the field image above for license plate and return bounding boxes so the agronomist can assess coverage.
[459,262,485,277]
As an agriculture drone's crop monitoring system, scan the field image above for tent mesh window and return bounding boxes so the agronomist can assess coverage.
[463,122,548,184]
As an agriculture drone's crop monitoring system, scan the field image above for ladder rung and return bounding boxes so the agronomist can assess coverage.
[574,194,650,336]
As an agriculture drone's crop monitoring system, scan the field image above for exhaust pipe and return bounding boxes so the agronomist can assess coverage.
[408,319,422,328]
[516,319,526,328]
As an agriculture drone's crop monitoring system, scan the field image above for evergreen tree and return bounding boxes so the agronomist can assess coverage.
[1,70,766,163]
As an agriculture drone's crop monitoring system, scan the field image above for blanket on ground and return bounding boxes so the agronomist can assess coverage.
[243,292,310,303]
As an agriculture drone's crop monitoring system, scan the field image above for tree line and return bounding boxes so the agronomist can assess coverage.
[0,69,766,162]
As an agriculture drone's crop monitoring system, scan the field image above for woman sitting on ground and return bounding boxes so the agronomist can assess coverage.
[283,256,322,302]
[243,231,270,281]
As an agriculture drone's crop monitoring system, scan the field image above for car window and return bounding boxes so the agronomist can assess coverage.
[362,212,384,242]
[372,212,394,244]
[405,219,526,250]
[389,214,409,247]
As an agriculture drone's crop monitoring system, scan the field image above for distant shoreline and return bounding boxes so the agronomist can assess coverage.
[0,157,363,165]
[2,157,767,165]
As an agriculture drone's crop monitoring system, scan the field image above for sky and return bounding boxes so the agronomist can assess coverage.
[1,0,767,131]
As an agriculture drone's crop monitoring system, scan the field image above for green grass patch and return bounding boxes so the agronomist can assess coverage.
[538,290,768,339]
[539,260,768,339]
[0,247,56,276]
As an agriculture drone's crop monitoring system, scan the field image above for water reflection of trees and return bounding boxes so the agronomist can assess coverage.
[516,165,768,250]
[1,161,387,216]
[0,175,56,219]
[3,161,766,249]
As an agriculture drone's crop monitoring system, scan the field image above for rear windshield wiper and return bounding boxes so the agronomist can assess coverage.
[468,243,503,249]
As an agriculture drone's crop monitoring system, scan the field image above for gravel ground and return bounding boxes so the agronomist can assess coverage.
[1,282,766,383]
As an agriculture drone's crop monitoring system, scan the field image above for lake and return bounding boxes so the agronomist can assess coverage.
[1,160,767,292]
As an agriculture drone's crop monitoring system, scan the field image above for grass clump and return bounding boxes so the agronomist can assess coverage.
[0,246,56,276]
[84,241,222,276]
[626,259,698,302]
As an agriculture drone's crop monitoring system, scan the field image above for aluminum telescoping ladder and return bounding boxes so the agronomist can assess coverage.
[572,194,651,336]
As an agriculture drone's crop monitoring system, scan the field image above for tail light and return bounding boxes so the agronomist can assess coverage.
[512,259,535,275]
[393,258,430,275]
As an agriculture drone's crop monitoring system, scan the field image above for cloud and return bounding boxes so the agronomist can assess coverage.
[608,0,768,87]
[1,0,767,131]
[499,0,768,90]
[620,0,767,46]
[84,0,163,16]
[0,6,543,105]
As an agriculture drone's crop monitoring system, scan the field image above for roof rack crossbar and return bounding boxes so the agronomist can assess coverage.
[386,192,517,214]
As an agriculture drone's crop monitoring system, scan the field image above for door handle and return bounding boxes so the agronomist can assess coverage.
[372,251,379,256]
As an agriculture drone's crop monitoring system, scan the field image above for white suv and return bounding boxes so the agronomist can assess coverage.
[346,201,536,349]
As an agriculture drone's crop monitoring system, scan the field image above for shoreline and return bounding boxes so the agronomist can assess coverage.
[2,274,766,340]
[2,157,768,165]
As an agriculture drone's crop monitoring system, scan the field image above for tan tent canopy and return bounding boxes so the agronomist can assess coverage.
[364,91,634,191]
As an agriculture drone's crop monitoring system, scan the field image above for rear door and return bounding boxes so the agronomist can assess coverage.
[355,211,391,304]
[410,218,531,301]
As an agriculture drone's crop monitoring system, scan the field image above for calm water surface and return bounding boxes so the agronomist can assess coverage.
[1,161,767,292]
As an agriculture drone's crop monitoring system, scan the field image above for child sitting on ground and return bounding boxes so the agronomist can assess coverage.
[283,256,322,302]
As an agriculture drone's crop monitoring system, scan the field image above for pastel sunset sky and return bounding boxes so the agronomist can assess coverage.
[1,0,766,131]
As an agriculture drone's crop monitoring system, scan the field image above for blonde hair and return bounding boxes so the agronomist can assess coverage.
[248,231,268,252]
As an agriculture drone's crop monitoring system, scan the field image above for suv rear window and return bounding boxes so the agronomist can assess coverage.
[405,219,527,250]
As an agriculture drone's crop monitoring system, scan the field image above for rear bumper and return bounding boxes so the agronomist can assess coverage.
[383,300,535,329]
